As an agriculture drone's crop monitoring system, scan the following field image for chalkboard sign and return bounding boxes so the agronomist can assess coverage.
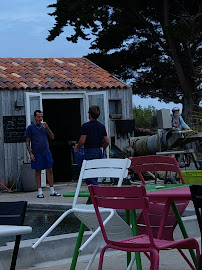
[116,120,135,134]
[3,116,26,143]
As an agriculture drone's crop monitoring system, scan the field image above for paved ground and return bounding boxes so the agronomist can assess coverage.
[0,182,87,207]
[28,248,201,270]
[0,181,196,208]
[0,182,201,270]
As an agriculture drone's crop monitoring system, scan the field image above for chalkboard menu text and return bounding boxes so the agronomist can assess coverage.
[3,116,26,143]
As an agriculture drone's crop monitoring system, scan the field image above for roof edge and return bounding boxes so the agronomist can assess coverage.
[83,57,131,89]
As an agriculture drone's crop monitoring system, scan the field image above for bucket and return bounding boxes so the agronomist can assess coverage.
[181,170,202,185]
[21,164,37,191]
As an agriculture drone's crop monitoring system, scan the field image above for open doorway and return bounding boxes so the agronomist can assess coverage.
[43,98,81,182]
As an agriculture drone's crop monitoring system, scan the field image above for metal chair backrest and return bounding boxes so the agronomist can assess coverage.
[130,155,185,184]
[73,158,131,207]
[0,201,28,270]
[0,201,27,225]
[130,155,187,240]
[88,185,155,246]
[137,197,188,240]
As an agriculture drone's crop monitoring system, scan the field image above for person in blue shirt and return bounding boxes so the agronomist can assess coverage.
[171,107,190,130]
[74,105,110,185]
[25,110,61,198]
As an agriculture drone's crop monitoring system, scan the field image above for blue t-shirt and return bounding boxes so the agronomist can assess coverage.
[81,120,107,149]
[25,124,50,154]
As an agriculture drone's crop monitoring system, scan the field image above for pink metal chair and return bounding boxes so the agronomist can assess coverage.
[130,155,186,185]
[88,185,200,270]
[130,155,187,240]
[88,185,199,270]
[130,155,198,269]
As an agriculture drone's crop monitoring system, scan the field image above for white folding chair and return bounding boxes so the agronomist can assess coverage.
[32,158,134,270]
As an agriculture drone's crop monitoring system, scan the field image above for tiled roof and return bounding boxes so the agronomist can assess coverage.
[0,58,129,90]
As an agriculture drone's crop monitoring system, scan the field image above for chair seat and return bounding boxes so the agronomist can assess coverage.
[109,234,198,250]
[73,204,132,245]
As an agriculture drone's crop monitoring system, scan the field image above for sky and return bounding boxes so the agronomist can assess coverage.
[0,0,183,112]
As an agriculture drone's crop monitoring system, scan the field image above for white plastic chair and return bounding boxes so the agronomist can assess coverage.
[32,158,134,270]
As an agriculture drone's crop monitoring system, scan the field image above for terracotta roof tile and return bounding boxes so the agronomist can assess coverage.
[0,73,7,79]
[6,82,15,89]
[40,82,49,89]
[25,81,36,89]
[11,62,19,67]
[0,57,129,91]
[12,82,23,89]
[0,81,8,88]
[0,65,7,71]
[19,82,29,88]
[11,73,21,78]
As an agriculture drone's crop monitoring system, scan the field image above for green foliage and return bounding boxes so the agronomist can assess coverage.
[46,0,202,122]
[190,105,202,131]
[133,105,158,129]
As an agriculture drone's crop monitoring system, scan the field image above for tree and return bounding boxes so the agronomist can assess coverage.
[133,105,158,129]
[47,0,202,124]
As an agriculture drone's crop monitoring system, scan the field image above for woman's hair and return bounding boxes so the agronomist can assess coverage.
[89,105,100,119]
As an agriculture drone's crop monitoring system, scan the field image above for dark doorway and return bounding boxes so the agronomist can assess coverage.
[43,99,81,182]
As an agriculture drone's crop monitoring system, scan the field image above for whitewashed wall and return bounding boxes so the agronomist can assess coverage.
[0,87,133,187]
[0,90,27,187]
[108,88,133,151]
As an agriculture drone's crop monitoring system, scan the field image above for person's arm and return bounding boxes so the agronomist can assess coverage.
[180,117,190,130]
[43,122,54,140]
[74,135,87,152]
[26,138,35,161]
[103,136,110,155]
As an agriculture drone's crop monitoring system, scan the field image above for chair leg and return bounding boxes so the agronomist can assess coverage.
[32,209,73,249]
[98,246,108,270]
[70,222,86,270]
[126,253,136,270]
[10,235,21,270]
[150,250,159,270]
[178,249,196,270]
[85,244,100,270]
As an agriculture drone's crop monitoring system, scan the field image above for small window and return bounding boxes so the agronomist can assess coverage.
[109,100,122,116]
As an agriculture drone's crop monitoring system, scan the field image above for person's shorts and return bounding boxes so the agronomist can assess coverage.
[84,148,105,161]
[31,152,53,170]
